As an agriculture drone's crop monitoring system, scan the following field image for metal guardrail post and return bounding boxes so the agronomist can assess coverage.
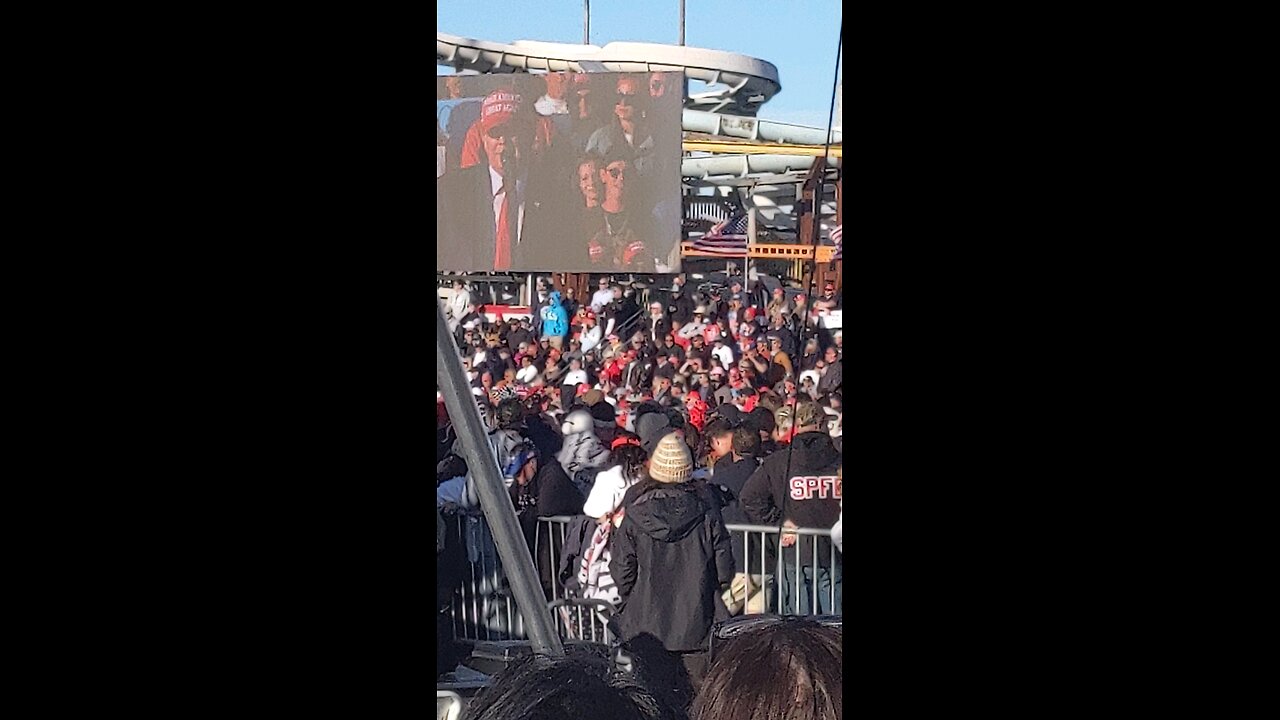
[436,299,564,657]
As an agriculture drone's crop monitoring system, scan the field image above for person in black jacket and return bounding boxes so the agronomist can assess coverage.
[667,280,694,329]
[612,433,734,696]
[504,440,586,598]
[816,344,842,397]
[707,426,771,615]
[642,301,673,346]
[740,399,842,615]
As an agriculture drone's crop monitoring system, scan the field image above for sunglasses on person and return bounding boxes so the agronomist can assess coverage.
[708,614,843,663]
[605,166,627,178]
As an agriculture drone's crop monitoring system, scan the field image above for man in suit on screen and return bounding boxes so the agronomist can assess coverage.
[438,88,538,272]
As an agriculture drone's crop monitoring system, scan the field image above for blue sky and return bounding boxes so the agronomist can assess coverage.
[437,0,842,129]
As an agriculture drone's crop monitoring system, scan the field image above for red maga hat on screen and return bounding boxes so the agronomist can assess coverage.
[480,89,524,134]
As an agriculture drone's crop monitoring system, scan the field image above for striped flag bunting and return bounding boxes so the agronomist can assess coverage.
[691,214,749,256]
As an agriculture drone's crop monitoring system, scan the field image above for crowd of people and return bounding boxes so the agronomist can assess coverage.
[436,270,844,705]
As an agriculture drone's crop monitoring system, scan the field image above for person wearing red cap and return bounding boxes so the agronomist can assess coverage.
[740,306,760,339]
[790,291,810,325]
[602,349,628,386]
[815,281,841,312]
[580,310,603,355]
[766,286,788,322]
[438,87,543,271]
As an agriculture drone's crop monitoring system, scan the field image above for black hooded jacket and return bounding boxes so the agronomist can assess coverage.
[711,454,766,574]
[612,480,735,652]
[740,431,842,566]
[511,461,585,598]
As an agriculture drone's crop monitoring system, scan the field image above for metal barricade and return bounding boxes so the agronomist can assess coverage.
[726,523,841,616]
[447,511,524,642]
[548,598,616,645]
[445,515,840,642]
[535,516,839,616]
[443,515,572,642]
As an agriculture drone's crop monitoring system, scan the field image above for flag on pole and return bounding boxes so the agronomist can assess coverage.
[692,213,749,256]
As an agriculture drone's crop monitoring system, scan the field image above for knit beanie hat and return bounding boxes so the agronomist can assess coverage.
[649,433,692,484]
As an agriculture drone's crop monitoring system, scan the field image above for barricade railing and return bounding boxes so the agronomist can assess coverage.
[445,511,525,642]
[719,522,841,616]
[443,514,841,642]
[548,598,616,645]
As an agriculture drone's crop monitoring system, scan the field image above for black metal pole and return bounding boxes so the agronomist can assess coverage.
[584,0,590,44]
[435,299,564,657]
[679,0,685,45]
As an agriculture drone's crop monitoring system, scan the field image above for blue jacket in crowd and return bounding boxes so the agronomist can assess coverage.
[541,291,568,338]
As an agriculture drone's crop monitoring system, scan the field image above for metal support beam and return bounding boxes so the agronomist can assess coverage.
[797,157,828,249]
[435,299,564,658]
[683,140,843,158]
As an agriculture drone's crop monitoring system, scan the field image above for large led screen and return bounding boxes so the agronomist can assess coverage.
[437,72,683,273]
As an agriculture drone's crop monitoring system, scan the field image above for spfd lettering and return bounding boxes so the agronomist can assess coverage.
[788,475,841,500]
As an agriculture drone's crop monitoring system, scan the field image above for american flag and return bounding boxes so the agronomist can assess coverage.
[830,224,842,260]
[692,213,749,255]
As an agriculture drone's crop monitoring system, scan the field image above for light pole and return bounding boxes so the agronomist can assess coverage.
[584,0,590,44]
[679,0,685,45]
[679,1,688,98]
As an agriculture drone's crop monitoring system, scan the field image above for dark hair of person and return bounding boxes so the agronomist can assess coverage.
[703,418,733,440]
[495,397,525,430]
[437,454,468,484]
[634,401,664,423]
[731,427,760,458]
[464,644,680,720]
[697,418,734,465]
[612,444,649,484]
[756,393,782,414]
[692,618,842,720]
